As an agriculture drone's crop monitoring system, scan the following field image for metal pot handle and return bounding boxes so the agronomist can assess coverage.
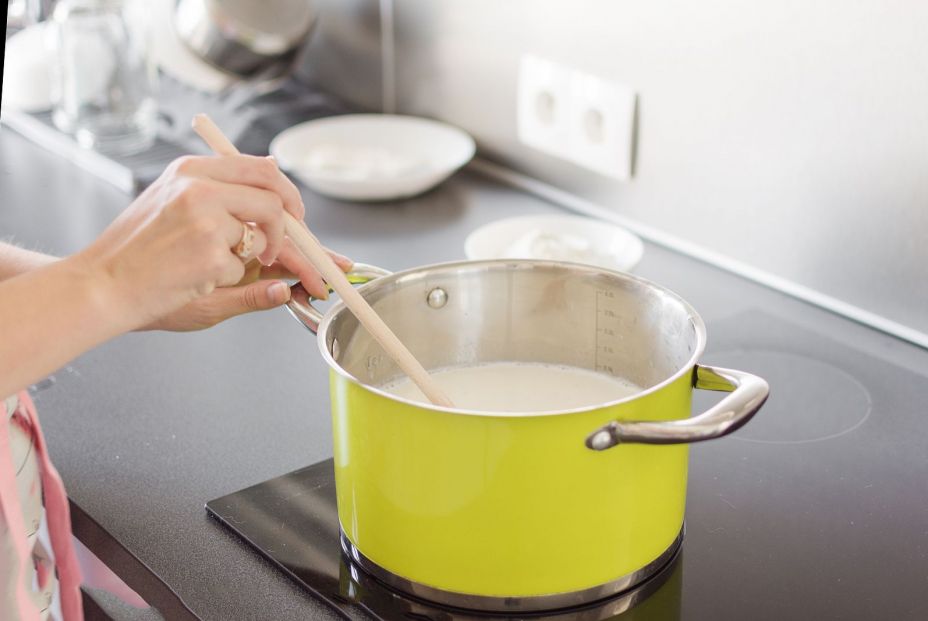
[585,365,769,450]
[284,263,393,334]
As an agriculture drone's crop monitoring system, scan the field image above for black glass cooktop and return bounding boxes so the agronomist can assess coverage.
[206,459,683,620]
[207,312,928,620]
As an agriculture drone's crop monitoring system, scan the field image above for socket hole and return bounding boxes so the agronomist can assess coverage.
[583,108,605,144]
[534,90,556,126]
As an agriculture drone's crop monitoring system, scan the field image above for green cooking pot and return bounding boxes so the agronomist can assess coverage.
[286,259,768,612]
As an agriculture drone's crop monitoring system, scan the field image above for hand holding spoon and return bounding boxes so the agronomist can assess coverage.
[191,113,455,408]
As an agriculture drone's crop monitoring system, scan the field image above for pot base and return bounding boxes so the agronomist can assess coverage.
[340,527,684,613]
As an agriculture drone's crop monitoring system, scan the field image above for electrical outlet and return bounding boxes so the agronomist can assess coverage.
[566,72,636,181]
[517,55,637,181]
[517,55,571,154]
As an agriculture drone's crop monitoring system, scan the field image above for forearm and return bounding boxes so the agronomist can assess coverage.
[0,254,134,399]
[0,243,58,281]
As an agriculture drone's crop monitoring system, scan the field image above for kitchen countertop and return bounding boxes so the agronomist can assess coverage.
[2,125,927,620]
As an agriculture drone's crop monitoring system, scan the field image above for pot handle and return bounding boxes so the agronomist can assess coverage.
[585,365,769,450]
[284,263,393,334]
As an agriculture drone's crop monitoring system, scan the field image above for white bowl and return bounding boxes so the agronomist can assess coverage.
[465,214,644,272]
[270,114,476,201]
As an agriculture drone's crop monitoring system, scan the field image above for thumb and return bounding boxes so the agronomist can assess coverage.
[207,280,292,322]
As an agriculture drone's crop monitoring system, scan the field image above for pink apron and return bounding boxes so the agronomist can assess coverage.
[0,392,83,621]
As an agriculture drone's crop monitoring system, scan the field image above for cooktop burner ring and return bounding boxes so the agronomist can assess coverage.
[697,349,872,445]
[339,527,684,614]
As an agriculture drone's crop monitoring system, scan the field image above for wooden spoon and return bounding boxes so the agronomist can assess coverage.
[191,113,455,408]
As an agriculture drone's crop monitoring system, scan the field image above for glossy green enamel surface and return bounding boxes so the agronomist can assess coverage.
[330,370,692,597]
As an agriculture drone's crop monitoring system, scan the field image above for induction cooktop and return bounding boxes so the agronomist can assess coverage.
[206,311,928,620]
[206,459,683,620]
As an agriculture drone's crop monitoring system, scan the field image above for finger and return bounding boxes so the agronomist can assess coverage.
[196,179,286,264]
[236,258,266,286]
[177,154,305,222]
[235,224,268,263]
[216,250,247,288]
[209,209,269,262]
[234,259,299,285]
[293,219,351,272]
[201,280,292,325]
[277,219,352,272]
[253,262,299,281]
[278,238,329,299]
[324,247,354,272]
[266,155,305,220]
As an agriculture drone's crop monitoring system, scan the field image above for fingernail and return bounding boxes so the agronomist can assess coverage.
[317,288,329,301]
[332,252,353,268]
[268,281,290,304]
[266,155,278,165]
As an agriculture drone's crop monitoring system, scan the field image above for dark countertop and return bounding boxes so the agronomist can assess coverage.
[2,125,927,620]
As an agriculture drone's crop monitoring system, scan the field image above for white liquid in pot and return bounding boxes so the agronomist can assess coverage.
[381,362,641,413]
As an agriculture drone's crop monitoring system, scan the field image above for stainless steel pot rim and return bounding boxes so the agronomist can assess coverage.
[315,259,708,418]
[340,527,684,613]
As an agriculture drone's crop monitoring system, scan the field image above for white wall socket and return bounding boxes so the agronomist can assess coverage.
[517,55,572,155]
[517,55,636,181]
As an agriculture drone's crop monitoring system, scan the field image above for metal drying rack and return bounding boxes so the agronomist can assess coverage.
[1,73,347,194]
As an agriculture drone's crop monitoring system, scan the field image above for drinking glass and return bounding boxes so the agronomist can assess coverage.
[50,0,157,155]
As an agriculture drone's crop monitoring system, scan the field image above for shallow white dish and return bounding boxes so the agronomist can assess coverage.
[270,114,476,201]
[465,214,644,273]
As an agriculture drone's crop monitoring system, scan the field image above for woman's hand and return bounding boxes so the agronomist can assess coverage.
[0,155,352,397]
[78,154,348,331]
[143,245,352,331]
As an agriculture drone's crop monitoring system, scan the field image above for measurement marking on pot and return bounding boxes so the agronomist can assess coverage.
[595,289,623,376]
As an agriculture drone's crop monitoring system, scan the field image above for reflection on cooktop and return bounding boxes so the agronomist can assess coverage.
[206,459,682,620]
[685,310,928,620]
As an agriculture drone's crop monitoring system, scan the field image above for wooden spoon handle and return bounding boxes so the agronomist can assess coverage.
[191,114,454,408]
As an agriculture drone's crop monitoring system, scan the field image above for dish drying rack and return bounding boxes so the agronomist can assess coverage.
[0,74,347,194]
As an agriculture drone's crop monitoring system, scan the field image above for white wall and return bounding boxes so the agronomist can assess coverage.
[390,0,928,339]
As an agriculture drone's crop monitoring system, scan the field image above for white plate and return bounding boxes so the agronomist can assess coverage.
[465,214,644,272]
[270,114,476,201]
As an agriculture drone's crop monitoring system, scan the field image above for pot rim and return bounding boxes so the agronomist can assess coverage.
[316,259,707,418]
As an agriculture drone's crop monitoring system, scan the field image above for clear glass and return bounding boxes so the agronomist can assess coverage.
[50,0,157,155]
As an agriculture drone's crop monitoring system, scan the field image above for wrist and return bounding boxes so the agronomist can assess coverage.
[0,244,58,281]
[64,250,141,335]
